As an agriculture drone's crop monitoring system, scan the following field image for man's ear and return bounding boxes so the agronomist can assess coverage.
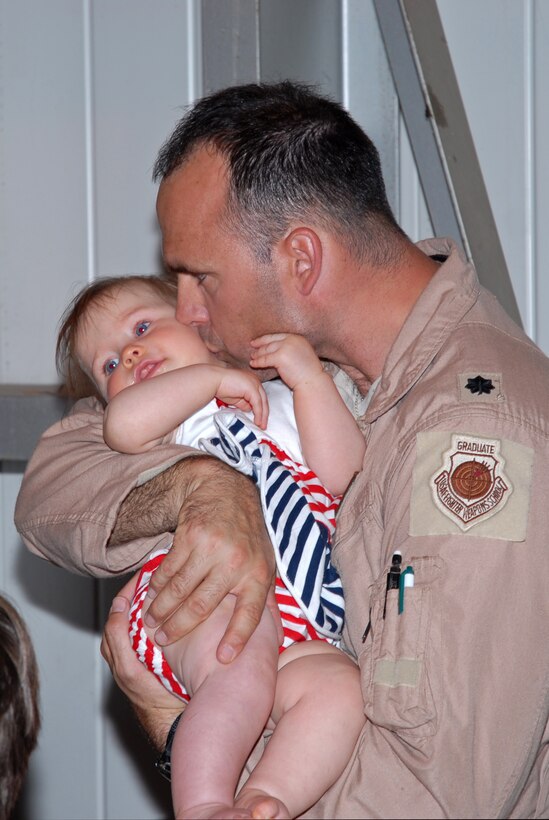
[281,227,322,296]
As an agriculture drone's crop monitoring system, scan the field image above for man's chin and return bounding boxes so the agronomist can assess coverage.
[209,349,240,368]
[250,366,279,384]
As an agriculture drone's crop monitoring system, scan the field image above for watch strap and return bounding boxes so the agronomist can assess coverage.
[155,712,183,782]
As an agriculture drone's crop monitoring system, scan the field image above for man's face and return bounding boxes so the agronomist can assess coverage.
[156,146,285,374]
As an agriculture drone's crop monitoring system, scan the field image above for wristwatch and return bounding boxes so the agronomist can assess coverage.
[155,713,183,782]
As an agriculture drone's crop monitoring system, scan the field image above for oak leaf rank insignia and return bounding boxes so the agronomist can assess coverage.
[465,375,495,395]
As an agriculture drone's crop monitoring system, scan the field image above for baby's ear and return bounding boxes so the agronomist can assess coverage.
[280,227,322,296]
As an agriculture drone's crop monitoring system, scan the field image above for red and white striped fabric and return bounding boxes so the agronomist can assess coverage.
[129,548,328,702]
[128,549,190,702]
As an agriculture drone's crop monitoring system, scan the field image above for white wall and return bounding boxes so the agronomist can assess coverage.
[2,2,198,817]
[1,1,547,817]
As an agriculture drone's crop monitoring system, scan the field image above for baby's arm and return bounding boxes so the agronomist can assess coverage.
[104,364,268,454]
[250,334,365,495]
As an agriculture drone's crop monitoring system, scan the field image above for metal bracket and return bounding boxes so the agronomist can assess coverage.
[374,0,522,327]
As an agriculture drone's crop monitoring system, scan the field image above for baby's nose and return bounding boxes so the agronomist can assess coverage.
[122,343,144,367]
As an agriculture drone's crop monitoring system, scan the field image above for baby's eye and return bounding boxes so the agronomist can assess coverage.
[103,357,119,376]
[135,321,150,336]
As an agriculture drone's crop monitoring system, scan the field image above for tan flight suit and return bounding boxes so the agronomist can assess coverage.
[15,239,549,818]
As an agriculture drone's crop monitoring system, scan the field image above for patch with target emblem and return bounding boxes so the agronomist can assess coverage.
[431,435,511,530]
[409,432,533,540]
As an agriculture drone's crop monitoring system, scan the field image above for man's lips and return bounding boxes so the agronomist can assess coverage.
[134,359,165,382]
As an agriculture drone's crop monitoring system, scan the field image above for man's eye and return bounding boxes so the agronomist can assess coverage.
[103,358,119,376]
[135,321,150,336]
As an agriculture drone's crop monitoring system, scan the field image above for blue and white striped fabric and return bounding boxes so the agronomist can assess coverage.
[199,410,345,642]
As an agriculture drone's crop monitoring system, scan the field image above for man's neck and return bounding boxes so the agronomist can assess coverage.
[323,244,441,390]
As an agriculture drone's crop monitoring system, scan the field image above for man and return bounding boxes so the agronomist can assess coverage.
[15,81,549,817]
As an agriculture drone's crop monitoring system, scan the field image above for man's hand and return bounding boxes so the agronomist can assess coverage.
[109,456,280,663]
[145,458,279,662]
[101,576,183,751]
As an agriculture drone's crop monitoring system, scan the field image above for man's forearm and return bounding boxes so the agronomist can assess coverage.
[108,455,217,546]
[132,702,183,753]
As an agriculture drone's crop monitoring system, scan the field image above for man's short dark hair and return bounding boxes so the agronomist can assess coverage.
[153,81,405,265]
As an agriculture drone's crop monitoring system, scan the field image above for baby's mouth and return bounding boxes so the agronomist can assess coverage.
[135,359,165,382]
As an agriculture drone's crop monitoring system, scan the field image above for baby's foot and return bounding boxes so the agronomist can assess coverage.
[180,802,252,819]
[235,788,290,820]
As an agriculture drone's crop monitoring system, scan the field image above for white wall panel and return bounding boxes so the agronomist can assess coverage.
[342,0,399,216]
[533,0,549,352]
[260,0,342,99]
[0,0,88,385]
[91,1,200,281]
[397,113,433,243]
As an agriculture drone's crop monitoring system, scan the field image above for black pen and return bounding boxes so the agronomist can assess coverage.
[383,551,402,619]
[361,609,372,643]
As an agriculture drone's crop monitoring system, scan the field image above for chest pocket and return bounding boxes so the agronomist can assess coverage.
[359,555,444,740]
[332,481,380,647]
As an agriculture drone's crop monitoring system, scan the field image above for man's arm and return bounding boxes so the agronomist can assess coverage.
[111,454,280,662]
[16,397,280,660]
[15,397,191,575]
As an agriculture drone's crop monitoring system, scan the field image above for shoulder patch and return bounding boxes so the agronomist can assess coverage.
[409,431,533,540]
[458,372,505,403]
[432,434,510,530]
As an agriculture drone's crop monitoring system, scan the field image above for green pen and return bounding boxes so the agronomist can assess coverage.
[398,566,415,614]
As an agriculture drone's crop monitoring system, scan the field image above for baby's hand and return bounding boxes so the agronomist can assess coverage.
[250,333,324,390]
[216,369,269,429]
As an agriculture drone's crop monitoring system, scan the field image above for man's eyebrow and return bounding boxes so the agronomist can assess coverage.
[164,258,208,276]
[163,257,189,273]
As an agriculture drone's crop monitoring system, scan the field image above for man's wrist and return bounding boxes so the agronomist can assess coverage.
[155,712,184,782]
[133,702,183,753]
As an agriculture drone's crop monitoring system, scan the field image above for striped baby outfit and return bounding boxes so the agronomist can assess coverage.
[129,405,344,701]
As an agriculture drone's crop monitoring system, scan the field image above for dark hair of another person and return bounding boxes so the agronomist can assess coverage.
[153,80,406,266]
[0,596,40,820]
[56,275,178,403]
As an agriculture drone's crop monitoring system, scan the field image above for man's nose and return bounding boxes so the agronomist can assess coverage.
[121,343,144,368]
[176,277,210,327]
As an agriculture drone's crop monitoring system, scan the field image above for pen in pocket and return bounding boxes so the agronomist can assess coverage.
[383,551,402,619]
[398,565,415,614]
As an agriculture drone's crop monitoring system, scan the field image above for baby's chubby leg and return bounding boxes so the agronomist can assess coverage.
[235,641,365,819]
[141,593,279,819]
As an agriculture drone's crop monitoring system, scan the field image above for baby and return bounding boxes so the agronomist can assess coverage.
[57,274,366,820]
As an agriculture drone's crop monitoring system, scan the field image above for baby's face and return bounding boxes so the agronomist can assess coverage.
[76,282,219,401]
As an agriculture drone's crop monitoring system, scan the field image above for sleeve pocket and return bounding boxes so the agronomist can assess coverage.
[359,555,444,740]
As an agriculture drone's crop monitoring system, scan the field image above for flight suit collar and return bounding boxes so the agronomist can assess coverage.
[363,238,480,424]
